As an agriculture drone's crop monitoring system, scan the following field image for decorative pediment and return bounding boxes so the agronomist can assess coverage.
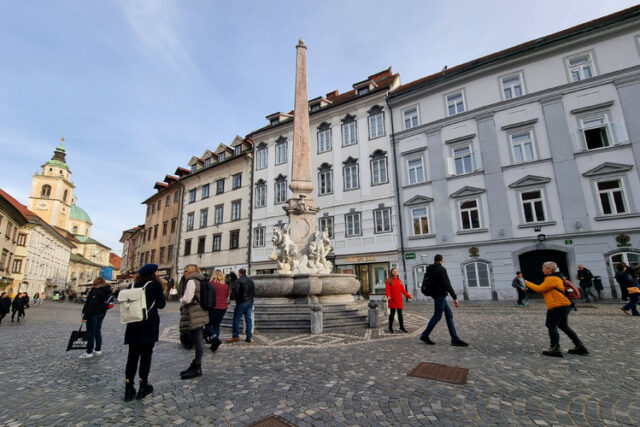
[341,113,356,123]
[230,135,244,147]
[275,174,287,182]
[275,135,287,145]
[342,156,358,165]
[317,122,331,130]
[403,195,434,206]
[450,186,485,199]
[255,179,266,186]
[201,149,214,159]
[370,149,387,158]
[582,162,633,177]
[367,105,384,115]
[214,143,232,154]
[256,142,267,149]
[318,162,332,171]
[187,156,201,166]
[508,175,551,189]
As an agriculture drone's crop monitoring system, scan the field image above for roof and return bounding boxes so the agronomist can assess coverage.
[70,203,92,224]
[109,252,122,269]
[75,235,111,249]
[389,4,640,100]
[248,67,400,136]
[0,188,36,222]
[70,253,104,268]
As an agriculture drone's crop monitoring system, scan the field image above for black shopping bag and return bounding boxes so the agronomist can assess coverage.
[66,324,90,351]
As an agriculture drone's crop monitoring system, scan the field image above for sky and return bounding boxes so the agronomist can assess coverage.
[0,0,636,255]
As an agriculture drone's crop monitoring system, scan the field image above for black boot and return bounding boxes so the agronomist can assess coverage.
[136,381,153,400]
[180,363,202,380]
[180,361,196,376]
[210,337,222,352]
[542,344,563,357]
[568,343,589,355]
[124,381,136,402]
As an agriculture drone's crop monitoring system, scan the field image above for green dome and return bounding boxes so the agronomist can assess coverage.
[44,159,70,171]
[70,204,92,224]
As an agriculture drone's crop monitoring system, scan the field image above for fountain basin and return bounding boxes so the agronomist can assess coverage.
[253,273,360,298]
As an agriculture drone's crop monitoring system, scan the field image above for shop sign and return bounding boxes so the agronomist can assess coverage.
[404,253,416,260]
[344,255,377,262]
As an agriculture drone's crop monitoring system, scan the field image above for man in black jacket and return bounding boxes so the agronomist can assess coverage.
[228,268,255,343]
[577,264,597,303]
[419,254,468,347]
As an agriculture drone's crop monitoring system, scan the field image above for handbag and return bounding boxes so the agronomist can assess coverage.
[627,286,640,295]
[66,323,90,351]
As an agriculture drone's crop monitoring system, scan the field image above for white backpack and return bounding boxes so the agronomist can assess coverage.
[118,281,156,324]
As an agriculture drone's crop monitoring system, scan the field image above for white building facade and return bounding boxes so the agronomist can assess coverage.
[248,68,403,297]
[387,6,640,300]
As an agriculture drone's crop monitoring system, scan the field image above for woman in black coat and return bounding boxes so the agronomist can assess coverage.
[123,264,166,402]
[0,292,11,324]
[80,277,113,359]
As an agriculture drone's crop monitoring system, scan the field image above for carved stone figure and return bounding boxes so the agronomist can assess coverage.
[270,225,297,273]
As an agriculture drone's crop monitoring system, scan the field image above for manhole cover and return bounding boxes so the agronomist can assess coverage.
[408,362,470,384]
[248,414,296,427]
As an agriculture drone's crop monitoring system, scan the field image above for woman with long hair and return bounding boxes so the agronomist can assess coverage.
[179,264,209,379]
[80,277,113,359]
[385,268,412,333]
[206,269,229,351]
[123,264,166,401]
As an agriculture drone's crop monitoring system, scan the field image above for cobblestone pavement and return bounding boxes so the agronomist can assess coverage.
[0,299,638,426]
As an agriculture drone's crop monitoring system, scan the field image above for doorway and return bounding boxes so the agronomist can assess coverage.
[518,250,568,298]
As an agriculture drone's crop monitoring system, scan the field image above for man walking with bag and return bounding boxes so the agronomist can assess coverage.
[577,264,597,303]
[227,268,254,343]
[419,254,468,347]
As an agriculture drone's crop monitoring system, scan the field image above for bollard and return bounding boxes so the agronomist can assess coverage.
[368,300,379,328]
[310,303,323,334]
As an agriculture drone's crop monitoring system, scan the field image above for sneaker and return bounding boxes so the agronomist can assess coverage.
[451,339,469,347]
[621,308,631,316]
[93,350,102,356]
[227,337,240,343]
[567,343,589,355]
[542,345,563,357]
[79,352,94,359]
[420,336,435,345]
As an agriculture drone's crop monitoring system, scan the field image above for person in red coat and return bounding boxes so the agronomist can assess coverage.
[385,268,412,333]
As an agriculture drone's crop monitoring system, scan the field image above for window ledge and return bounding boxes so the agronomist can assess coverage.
[371,181,390,187]
[593,213,640,221]
[446,169,484,181]
[456,228,489,235]
[408,234,436,240]
[402,181,431,189]
[517,221,557,229]
[501,158,553,171]
[574,143,631,157]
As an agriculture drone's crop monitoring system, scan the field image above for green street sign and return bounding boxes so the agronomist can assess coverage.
[405,253,416,260]
[564,239,573,245]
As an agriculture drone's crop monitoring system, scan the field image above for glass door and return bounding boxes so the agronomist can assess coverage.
[358,264,370,298]
[370,263,389,296]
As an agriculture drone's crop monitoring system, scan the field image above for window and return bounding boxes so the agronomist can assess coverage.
[157,200,161,211]
[407,158,425,185]
[214,205,224,224]
[567,53,595,82]
[162,221,168,236]
[146,206,150,217]
[414,265,427,290]
[370,151,388,185]
[501,74,523,100]
[411,207,429,235]
[374,208,392,233]
[171,218,177,233]
[318,164,333,195]
[403,107,419,129]
[159,247,165,263]
[212,234,222,251]
[609,251,640,277]
[231,200,241,221]
[446,91,465,116]
[218,152,225,162]
[40,185,51,198]
[153,225,158,239]
[191,164,197,173]
[184,239,192,256]
[253,227,265,247]
[256,146,267,170]
[232,173,242,189]
[596,179,627,215]
[275,139,287,164]
[368,107,385,139]
[199,209,208,228]
[174,191,180,203]
[151,203,155,214]
[580,115,611,150]
[188,189,196,203]
[150,249,156,263]
[17,233,27,246]
[521,190,546,223]
[357,86,369,95]
[186,212,194,231]
[165,195,171,207]
[255,181,266,208]
[204,157,211,167]
[167,245,174,262]
[319,216,334,239]
[465,262,490,287]
[453,145,473,175]
[343,158,359,191]
[234,145,242,155]
[216,179,225,194]
[275,177,287,204]
[317,124,331,153]
[11,259,22,274]
[510,131,535,163]
[63,189,68,202]
[459,200,481,230]
[230,230,240,249]
[202,184,210,199]
[197,236,206,254]
[345,212,361,237]
[342,115,357,146]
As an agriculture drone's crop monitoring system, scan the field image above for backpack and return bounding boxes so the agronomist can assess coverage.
[102,294,115,310]
[562,279,581,300]
[118,281,156,324]
[421,268,433,297]
[197,278,216,311]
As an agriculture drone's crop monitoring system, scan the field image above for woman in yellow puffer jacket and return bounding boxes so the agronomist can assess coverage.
[525,261,589,357]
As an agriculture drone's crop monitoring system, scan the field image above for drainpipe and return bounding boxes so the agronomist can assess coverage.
[385,98,409,291]
[175,182,185,289]
[246,140,255,274]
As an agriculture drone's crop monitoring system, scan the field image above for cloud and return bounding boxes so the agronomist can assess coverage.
[117,1,199,76]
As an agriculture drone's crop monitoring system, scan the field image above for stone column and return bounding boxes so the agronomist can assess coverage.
[310,303,323,334]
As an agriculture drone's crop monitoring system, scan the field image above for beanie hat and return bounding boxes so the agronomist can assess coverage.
[139,264,159,276]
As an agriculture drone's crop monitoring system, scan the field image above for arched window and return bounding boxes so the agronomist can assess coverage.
[41,185,51,198]
[72,226,78,234]
[609,251,640,277]
[464,262,491,288]
[63,189,68,202]
[414,265,428,289]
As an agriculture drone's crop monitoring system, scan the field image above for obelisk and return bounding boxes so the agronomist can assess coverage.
[284,39,320,254]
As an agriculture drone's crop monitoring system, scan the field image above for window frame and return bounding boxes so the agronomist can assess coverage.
[410,206,430,236]
[407,157,425,185]
[368,106,385,139]
[319,216,335,239]
[445,90,466,116]
[188,189,196,203]
[317,124,332,153]
[402,106,419,130]
[229,230,240,249]
[275,139,288,165]
[519,189,547,224]
[186,212,194,231]
[197,236,206,254]
[255,182,266,208]
[500,72,525,100]
[595,178,628,216]
[318,164,333,195]
[275,177,288,205]
[565,51,597,82]
[370,151,389,186]
[256,146,268,170]
[201,184,210,199]
[509,129,537,164]
[231,200,241,221]
[214,205,224,225]
[341,116,358,147]
[216,179,225,195]
[343,162,359,191]
[458,199,482,230]
[253,226,265,248]
[344,212,362,237]
[184,239,192,256]
[212,234,222,252]
[578,112,612,151]
[373,207,392,234]
[464,262,491,288]
[199,208,208,228]
[232,173,242,190]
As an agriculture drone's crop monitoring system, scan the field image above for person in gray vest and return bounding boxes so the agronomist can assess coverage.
[512,271,528,307]
[179,264,209,379]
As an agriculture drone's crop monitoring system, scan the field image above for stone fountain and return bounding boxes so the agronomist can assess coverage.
[239,40,367,332]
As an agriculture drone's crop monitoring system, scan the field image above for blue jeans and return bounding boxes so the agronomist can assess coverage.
[420,297,459,341]
[622,293,640,315]
[86,314,105,354]
[205,308,227,338]
[232,302,253,339]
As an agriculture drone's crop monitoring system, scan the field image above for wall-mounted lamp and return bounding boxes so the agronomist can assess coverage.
[537,233,546,242]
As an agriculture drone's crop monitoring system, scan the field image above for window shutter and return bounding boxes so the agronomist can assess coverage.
[446,157,456,176]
